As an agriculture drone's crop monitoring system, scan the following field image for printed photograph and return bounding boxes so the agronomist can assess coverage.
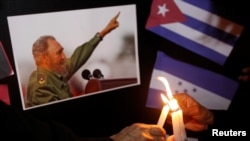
[7,4,140,110]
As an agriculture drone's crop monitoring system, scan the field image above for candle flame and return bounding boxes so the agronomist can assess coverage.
[168,99,180,111]
[160,93,169,104]
[158,77,174,99]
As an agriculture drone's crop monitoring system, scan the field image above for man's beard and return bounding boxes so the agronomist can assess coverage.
[55,64,68,77]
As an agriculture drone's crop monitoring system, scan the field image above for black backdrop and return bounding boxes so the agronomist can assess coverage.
[0,0,249,138]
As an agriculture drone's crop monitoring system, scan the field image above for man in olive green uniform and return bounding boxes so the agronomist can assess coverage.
[26,12,120,107]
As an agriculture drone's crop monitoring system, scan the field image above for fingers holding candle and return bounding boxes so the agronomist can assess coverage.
[110,123,167,141]
[167,135,175,141]
[172,93,214,131]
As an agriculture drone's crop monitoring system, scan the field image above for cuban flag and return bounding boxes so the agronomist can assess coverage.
[0,41,14,79]
[146,0,244,65]
[0,85,11,105]
[146,51,239,110]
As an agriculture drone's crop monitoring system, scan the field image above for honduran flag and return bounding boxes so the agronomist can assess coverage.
[146,51,239,110]
[146,0,244,65]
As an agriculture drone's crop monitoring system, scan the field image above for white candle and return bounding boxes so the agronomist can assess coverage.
[169,99,186,141]
[157,104,169,127]
[172,109,186,141]
[157,94,170,127]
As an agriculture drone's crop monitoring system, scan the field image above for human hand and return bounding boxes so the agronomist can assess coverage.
[169,93,213,131]
[110,123,167,141]
[166,135,174,141]
[99,12,120,37]
[238,67,250,82]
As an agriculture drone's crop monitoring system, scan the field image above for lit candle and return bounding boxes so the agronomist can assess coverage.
[157,94,170,127]
[169,99,187,141]
[158,77,187,141]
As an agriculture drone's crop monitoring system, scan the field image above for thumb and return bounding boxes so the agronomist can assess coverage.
[167,135,174,141]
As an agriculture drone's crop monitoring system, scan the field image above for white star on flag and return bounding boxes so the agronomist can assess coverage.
[157,3,169,17]
[146,0,244,65]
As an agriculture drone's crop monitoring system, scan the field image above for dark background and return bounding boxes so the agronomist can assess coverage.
[0,0,249,138]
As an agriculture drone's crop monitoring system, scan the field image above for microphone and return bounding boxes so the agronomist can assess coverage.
[81,69,92,80]
[93,69,104,79]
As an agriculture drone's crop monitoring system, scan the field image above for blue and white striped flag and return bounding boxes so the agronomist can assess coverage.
[146,51,239,110]
[146,0,244,65]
